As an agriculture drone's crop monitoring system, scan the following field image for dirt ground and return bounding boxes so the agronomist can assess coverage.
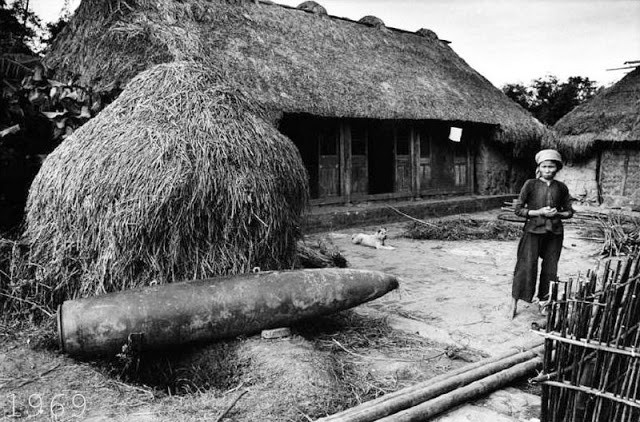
[305,208,601,421]
[318,209,600,354]
[0,209,601,421]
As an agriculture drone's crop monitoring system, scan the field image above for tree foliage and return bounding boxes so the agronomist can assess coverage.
[43,17,69,46]
[502,75,600,125]
[1,0,70,55]
[42,0,73,47]
[0,0,42,54]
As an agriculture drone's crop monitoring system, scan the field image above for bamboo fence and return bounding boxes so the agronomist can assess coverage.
[532,249,640,422]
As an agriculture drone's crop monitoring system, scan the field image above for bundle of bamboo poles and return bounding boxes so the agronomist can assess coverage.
[500,201,640,257]
[316,341,544,421]
[532,249,640,422]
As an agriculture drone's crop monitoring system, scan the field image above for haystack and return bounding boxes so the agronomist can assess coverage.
[23,61,308,307]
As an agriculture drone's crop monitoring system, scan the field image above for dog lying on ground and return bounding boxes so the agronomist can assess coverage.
[351,228,395,250]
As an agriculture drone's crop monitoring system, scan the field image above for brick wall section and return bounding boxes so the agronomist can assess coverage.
[555,157,599,205]
[303,194,516,233]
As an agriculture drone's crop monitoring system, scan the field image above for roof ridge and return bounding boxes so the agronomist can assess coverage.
[264,0,451,43]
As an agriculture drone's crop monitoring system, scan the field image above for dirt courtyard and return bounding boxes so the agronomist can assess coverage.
[305,208,601,421]
[313,209,599,354]
[0,209,601,421]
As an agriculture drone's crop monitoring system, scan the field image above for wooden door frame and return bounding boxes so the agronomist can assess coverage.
[350,125,369,201]
[341,122,351,204]
[412,127,420,199]
[317,126,341,200]
[393,126,412,194]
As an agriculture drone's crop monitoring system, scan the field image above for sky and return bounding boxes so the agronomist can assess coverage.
[29,0,640,89]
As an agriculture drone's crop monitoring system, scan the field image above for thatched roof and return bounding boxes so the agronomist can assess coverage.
[24,62,308,305]
[550,67,640,158]
[44,0,544,149]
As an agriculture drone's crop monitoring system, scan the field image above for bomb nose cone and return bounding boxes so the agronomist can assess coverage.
[388,277,399,291]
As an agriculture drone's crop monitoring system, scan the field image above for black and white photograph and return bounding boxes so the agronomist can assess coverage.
[1,0,639,420]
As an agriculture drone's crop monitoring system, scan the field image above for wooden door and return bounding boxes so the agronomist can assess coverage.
[351,126,368,196]
[395,127,411,193]
[419,129,432,191]
[453,142,469,190]
[318,130,340,198]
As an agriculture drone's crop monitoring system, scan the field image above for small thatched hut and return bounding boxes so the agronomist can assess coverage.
[25,62,308,305]
[44,0,545,206]
[550,66,640,207]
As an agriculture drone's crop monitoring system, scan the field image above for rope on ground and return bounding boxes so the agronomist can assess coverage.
[383,204,438,227]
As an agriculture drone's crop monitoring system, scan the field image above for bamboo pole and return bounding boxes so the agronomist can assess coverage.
[532,325,640,384]
[375,357,542,422]
[317,344,543,422]
[542,380,640,409]
[541,279,559,422]
[535,329,640,358]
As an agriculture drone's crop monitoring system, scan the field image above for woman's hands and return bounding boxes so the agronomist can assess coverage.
[529,206,558,217]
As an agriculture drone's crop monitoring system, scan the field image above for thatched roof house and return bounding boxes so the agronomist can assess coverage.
[550,67,640,207]
[46,0,539,139]
[43,0,544,202]
[554,67,640,157]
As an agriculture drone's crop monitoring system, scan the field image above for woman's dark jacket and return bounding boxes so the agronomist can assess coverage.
[515,178,573,235]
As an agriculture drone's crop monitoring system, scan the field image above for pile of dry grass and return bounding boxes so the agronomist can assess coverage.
[232,336,343,421]
[111,334,344,421]
[18,61,308,311]
[0,238,40,319]
[295,311,460,408]
[403,218,522,241]
[295,237,348,269]
[106,310,449,420]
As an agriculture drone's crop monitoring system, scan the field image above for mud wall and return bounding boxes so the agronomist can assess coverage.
[599,148,640,209]
[474,138,532,195]
[555,157,599,205]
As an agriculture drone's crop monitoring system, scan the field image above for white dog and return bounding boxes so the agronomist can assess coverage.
[351,228,395,250]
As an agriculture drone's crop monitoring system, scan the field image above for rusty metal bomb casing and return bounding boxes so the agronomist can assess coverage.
[57,268,399,357]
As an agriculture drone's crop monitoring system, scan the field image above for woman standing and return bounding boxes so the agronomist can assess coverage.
[509,149,573,319]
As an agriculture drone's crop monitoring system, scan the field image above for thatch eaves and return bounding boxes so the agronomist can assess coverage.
[44,0,544,149]
[551,67,640,159]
